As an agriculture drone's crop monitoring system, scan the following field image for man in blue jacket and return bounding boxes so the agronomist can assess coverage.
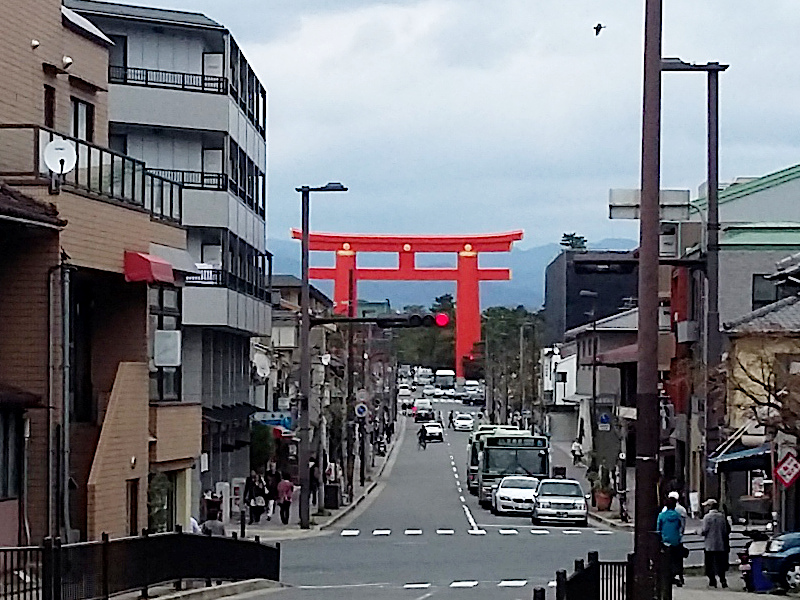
[657,496,685,586]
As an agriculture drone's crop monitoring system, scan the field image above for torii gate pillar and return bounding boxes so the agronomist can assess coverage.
[292,230,523,379]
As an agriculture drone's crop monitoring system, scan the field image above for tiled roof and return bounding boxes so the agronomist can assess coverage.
[64,0,223,29]
[693,163,800,209]
[565,308,638,338]
[0,183,65,227]
[725,294,800,334]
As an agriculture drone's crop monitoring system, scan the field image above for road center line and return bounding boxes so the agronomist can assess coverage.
[340,529,360,536]
[436,529,455,535]
[459,495,466,502]
[372,529,391,536]
[403,583,431,589]
[404,529,423,535]
[498,580,528,587]
[450,580,479,588]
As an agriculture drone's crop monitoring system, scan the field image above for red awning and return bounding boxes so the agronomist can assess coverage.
[124,251,174,284]
[595,343,638,366]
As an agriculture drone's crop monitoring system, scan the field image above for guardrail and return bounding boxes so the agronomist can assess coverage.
[147,169,227,190]
[109,66,227,94]
[0,125,181,224]
[0,529,279,600]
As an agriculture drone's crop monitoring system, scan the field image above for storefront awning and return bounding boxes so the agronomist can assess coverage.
[708,443,771,474]
[149,243,200,275]
[0,383,41,408]
[124,251,174,284]
[595,343,638,366]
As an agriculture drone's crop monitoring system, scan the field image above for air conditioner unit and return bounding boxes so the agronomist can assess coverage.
[676,320,700,343]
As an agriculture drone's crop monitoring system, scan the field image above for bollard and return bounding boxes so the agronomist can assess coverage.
[255,535,260,544]
[588,550,599,565]
[532,587,545,600]
[232,532,238,540]
[240,507,246,539]
[575,558,584,572]
[555,569,567,600]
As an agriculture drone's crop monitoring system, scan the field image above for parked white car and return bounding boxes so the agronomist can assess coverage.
[532,479,589,526]
[491,476,540,515]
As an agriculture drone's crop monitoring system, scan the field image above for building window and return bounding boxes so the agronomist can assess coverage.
[44,85,55,129]
[109,134,127,155]
[149,285,182,402]
[71,97,94,142]
[0,411,21,500]
[126,478,139,536]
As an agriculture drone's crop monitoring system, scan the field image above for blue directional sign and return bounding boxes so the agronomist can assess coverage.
[355,402,369,419]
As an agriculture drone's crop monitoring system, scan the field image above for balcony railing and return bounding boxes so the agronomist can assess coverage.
[148,168,228,190]
[0,125,182,223]
[186,266,270,301]
[109,65,228,94]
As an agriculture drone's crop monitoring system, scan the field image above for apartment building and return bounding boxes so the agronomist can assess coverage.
[65,0,272,509]
[0,0,200,543]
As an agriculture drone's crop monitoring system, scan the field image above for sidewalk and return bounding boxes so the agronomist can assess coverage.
[674,575,762,599]
[223,417,405,540]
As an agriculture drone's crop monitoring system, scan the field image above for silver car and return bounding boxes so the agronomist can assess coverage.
[532,479,589,526]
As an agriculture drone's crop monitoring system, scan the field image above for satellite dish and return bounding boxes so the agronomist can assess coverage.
[43,138,77,175]
[253,352,270,378]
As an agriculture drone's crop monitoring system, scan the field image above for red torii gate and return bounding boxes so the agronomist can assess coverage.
[290,229,524,379]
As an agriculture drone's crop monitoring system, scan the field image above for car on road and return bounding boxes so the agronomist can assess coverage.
[423,422,444,442]
[414,408,435,423]
[444,388,455,397]
[531,479,589,526]
[491,476,539,515]
[422,385,436,398]
[762,532,800,591]
[453,413,474,432]
[433,388,444,397]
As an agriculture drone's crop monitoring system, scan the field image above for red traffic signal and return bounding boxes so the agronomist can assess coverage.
[435,312,450,327]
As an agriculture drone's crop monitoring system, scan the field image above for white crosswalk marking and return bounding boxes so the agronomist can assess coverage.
[436,529,455,535]
[595,530,613,535]
[372,529,391,536]
[563,529,581,535]
[530,529,550,535]
[404,529,423,535]
[468,529,486,535]
[450,581,479,588]
[459,495,466,502]
[498,580,528,587]
[499,528,519,535]
[403,583,431,589]
[341,529,360,536]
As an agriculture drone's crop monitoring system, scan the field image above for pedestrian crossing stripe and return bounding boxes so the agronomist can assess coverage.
[467,529,486,535]
[436,529,454,535]
[340,529,359,536]
[563,529,581,535]
[372,529,391,536]
[404,529,423,535]
[530,529,550,534]
[595,530,613,535]
[450,581,479,588]
[498,580,528,587]
[403,583,431,589]
[498,528,518,535]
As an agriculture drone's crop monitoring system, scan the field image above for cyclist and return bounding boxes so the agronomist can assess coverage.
[417,425,427,450]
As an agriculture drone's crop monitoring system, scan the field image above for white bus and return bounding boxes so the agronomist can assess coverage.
[434,369,456,390]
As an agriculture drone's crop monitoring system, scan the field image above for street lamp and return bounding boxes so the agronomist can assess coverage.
[297,182,348,529]
[662,57,728,498]
[580,290,599,467]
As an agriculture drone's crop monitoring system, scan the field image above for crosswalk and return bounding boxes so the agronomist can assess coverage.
[402,579,535,590]
[339,527,615,537]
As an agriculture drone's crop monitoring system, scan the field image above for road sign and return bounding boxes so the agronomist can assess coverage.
[598,413,611,431]
[776,453,800,488]
[355,402,369,419]
[356,388,368,403]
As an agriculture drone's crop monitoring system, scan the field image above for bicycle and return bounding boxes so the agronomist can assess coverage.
[417,436,427,450]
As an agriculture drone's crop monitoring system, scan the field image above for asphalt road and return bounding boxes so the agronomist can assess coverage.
[263,401,633,599]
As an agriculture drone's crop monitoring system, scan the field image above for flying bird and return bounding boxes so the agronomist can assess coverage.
[594,23,606,36]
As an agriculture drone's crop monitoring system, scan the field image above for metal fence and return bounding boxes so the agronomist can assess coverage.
[555,549,669,600]
[147,169,227,191]
[1,530,279,600]
[109,66,227,94]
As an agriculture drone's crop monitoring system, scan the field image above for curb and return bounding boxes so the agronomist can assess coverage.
[318,418,402,531]
[156,579,284,600]
[588,511,634,531]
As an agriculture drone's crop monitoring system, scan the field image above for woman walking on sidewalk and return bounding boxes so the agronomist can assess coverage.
[277,472,295,525]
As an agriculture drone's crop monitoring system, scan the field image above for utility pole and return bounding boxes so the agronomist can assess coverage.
[345,268,356,501]
[634,0,662,597]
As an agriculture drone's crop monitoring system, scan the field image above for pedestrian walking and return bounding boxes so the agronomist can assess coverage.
[309,457,320,506]
[386,420,394,444]
[265,465,280,520]
[201,510,226,536]
[701,498,730,588]
[277,472,295,525]
[244,470,267,524]
[448,410,454,428]
[571,439,583,466]
[656,496,685,586]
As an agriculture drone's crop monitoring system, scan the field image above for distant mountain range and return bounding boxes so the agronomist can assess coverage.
[268,238,637,310]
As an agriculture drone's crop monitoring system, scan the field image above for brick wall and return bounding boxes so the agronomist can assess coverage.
[0,0,108,143]
[87,362,149,540]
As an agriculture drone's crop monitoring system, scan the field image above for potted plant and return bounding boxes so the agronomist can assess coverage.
[592,466,615,511]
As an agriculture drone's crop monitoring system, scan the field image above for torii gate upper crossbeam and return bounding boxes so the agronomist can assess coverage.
[291,229,523,378]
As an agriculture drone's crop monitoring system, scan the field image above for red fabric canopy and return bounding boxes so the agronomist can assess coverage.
[595,343,638,366]
[124,251,174,284]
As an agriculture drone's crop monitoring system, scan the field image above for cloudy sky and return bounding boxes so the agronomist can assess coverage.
[136,0,800,249]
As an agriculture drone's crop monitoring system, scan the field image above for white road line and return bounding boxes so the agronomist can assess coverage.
[459,495,466,502]
[457,487,463,493]
[450,581,479,588]
[452,466,457,472]
[499,528,519,535]
[595,530,613,535]
[414,592,434,600]
[530,529,550,535]
[462,504,479,529]
[468,529,487,535]
[436,529,455,535]
[548,581,557,587]
[372,529,391,536]
[563,529,581,535]
[404,529,423,535]
[454,474,459,479]
[498,580,528,587]
[340,529,360,536]
[403,583,431,589]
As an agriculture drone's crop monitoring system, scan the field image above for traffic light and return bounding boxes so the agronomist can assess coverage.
[375,312,451,328]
